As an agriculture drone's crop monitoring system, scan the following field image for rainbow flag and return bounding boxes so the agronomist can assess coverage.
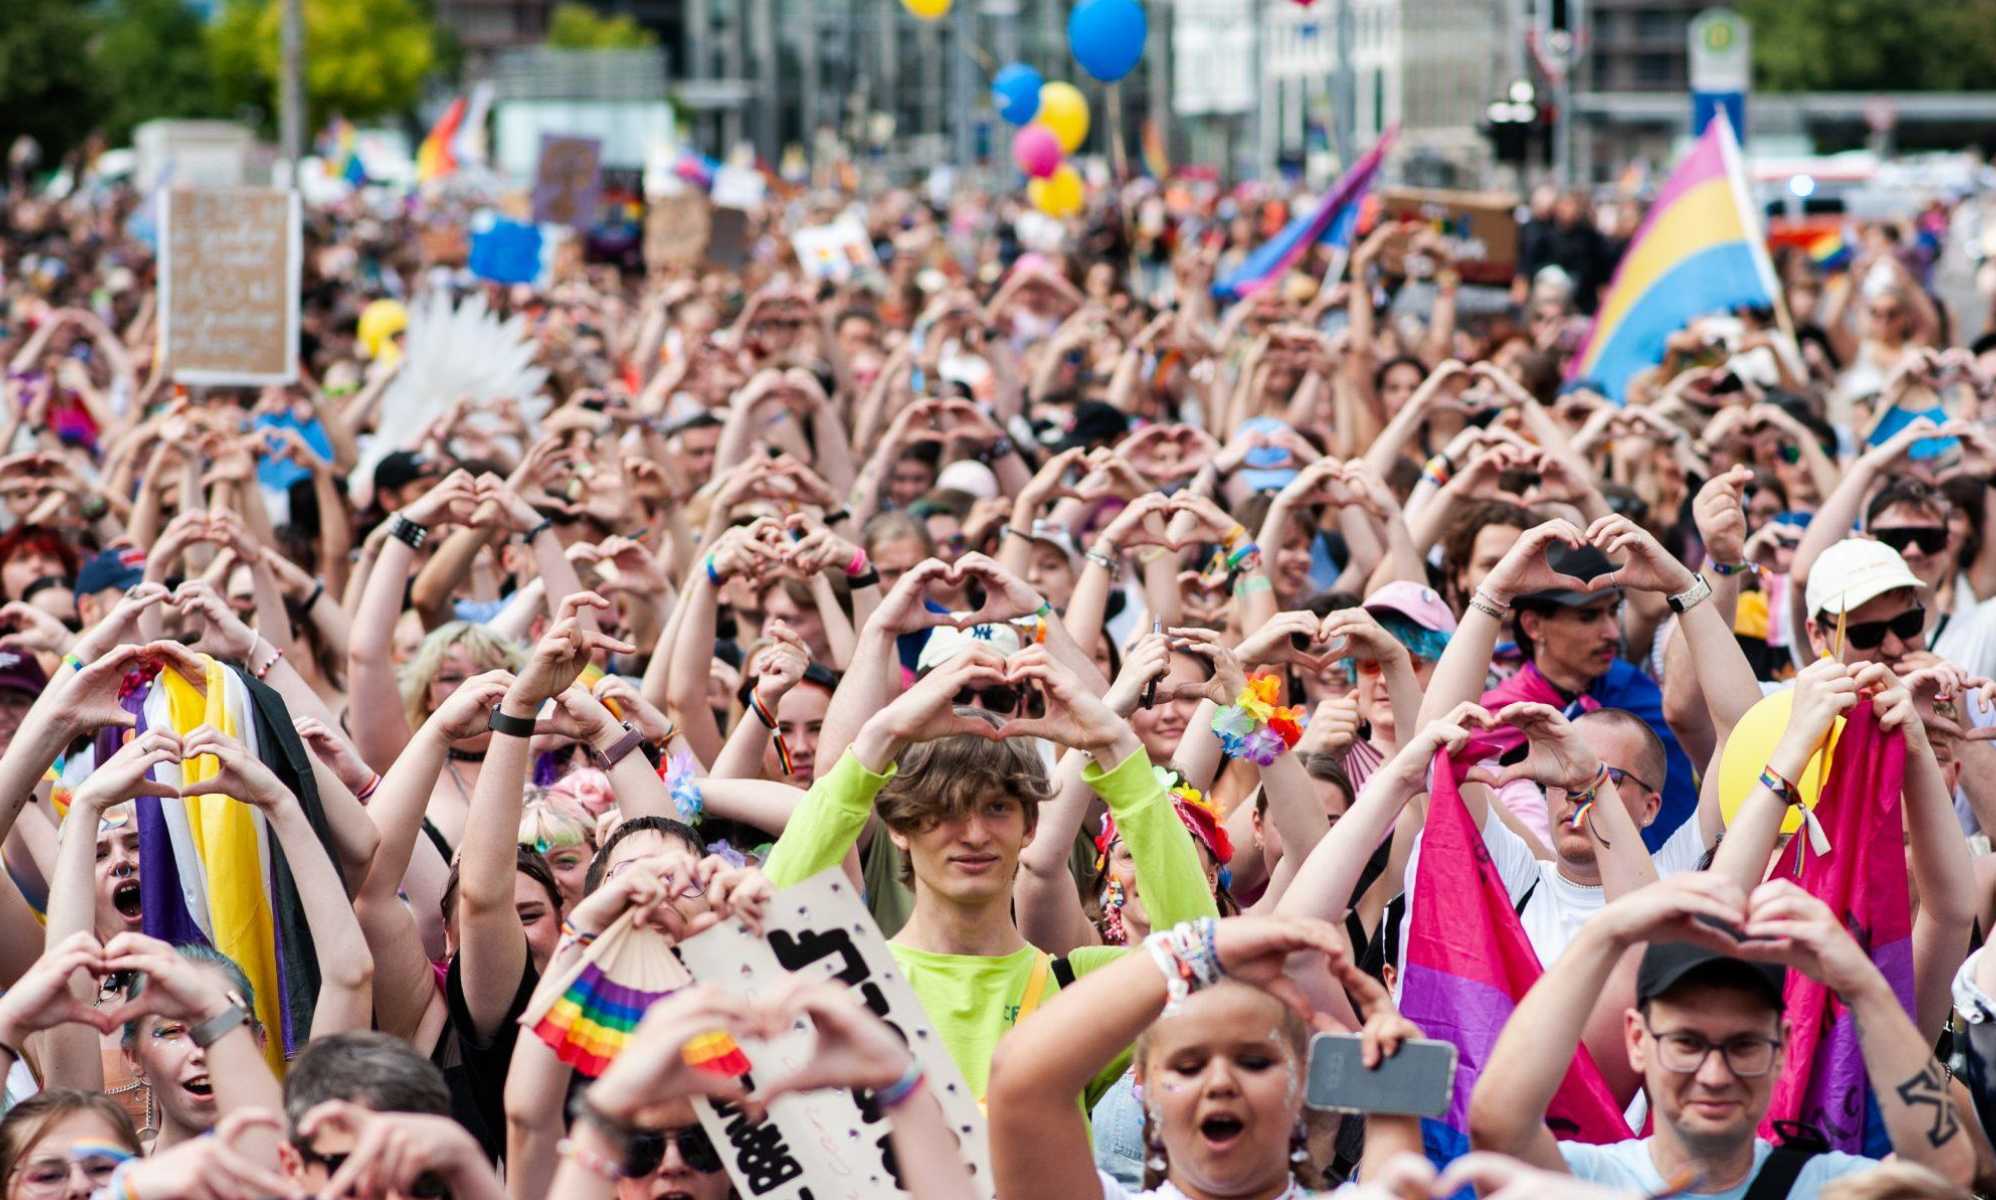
[1398,749,1632,1165]
[1761,705,1912,1156]
[415,96,467,184]
[1807,228,1852,273]
[1212,127,1396,302]
[1569,112,1781,400]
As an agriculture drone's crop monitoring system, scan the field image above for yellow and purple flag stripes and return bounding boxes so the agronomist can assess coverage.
[1570,112,1781,400]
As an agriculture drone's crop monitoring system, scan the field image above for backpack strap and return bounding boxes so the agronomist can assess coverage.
[1514,877,1539,918]
[1741,1145,1820,1200]
[1050,955,1076,991]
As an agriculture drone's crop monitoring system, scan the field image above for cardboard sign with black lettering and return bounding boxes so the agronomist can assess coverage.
[1377,187,1520,285]
[158,187,301,384]
[533,135,604,229]
[676,869,993,1200]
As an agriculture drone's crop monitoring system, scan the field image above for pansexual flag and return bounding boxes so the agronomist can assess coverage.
[1398,750,1632,1165]
[1760,705,1912,1156]
[1212,127,1396,302]
[1568,112,1782,400]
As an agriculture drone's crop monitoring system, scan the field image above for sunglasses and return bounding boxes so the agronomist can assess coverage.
[1606,766,1656,795]
[1872,527,1947,557]
[1837,605,1925,651]
[953,685,1045,718]
[297,1147,450,1197]
[627,1126,725,1176]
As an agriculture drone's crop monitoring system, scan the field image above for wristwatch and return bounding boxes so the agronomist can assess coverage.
[189,1003,251,1049]
[590,722,646,771]
[1666,574,1714,615]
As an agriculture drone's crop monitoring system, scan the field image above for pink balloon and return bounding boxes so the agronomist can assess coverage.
[1012,125,1063,180]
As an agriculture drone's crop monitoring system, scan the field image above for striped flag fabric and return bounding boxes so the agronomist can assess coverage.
[1212,127,1396,302]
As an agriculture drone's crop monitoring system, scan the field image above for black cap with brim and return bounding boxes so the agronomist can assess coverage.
[1516,543,1622,609]
[1637,938,1786,1011]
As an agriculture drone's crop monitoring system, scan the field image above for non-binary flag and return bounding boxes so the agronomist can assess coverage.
[1761,704,1913,1156]
[1211,127,1396,302]
[1398,751,1633,1165]
[1568,111,1782,400]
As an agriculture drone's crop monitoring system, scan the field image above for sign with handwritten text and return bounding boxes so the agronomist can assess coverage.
[159,188,301,385]
[676,869,992,1200]
[532,135,604,228]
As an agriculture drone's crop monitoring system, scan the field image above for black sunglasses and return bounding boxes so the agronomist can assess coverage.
[1606,766,1657,795]
[1872,527,1948,558]
[1839,605,1926,651]
[627,1126,725,1176]
[297,1147,450,1198]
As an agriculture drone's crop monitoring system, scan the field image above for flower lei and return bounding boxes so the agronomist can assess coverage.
[1210,671,1305,766]
[660,749,705,825]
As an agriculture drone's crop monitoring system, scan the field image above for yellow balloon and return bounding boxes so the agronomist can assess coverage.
[1037,82,1090,153]
[902,0,951,19]
[1028,164,1085,218]
[1717,689,1843,833]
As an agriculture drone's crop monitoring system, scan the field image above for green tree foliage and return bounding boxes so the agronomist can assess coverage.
[0,1,105,162]
[94,0,220,143]
[546,2,657,49]
[1739,0,1996,92]
[207,0,439,131]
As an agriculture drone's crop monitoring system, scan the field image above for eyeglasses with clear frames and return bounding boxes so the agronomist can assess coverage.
[11,1152,126,1198]
[1642,1018,1783,1078]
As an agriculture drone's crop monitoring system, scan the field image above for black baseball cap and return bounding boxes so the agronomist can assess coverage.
[1516,543,1622,609]
[1637,938,1786,1011]
[76,547,144,596]
[373,451,435,495]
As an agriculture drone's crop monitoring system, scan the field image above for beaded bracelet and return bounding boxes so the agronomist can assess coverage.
[1210,671,1304,766]
[1467,588,1510,622]
[558,1135,629,1181]
[252,643,284,680]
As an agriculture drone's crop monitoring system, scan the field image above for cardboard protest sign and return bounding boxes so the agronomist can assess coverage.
[708,206,752,270]
[1377,187,1519,285]
[533,134,604,228]
[676,869,993,1200]
[158,187,301,385]
[644,193,712,270]
[791,216,878,284]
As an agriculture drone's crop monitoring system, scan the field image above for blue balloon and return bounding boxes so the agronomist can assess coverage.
[1068,0,1146,82]
[992,62,1044,125]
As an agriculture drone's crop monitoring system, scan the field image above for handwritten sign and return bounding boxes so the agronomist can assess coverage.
[1377,187,1519,286]
[645,193,712,271]
[676,870,992,1200]
[158,188,300,385]
[532,135,604,228]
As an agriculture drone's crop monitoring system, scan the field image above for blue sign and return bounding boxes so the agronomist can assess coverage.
[1692,91,1745,144]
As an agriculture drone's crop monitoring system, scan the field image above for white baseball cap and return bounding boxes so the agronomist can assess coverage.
[915,620,1023,674]
[1804,538,1926,619]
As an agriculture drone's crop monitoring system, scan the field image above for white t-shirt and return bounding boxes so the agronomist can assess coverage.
[1561,1137,1876,1200]
[1931,573,1996,681]
[1400,792,1709,973]
[1097,1174,1349,1200]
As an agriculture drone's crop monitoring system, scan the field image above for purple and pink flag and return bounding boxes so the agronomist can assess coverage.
[1760,705,1913,1156]
[1398,749,1633,1164]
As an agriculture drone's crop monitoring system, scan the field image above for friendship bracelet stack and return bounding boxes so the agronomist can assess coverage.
[1757,764,1833,856]
[1210,671,1304,766]
[1144,917,1223,1007]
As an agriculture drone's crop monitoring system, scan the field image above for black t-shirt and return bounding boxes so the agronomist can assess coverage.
[436,952,540,1163]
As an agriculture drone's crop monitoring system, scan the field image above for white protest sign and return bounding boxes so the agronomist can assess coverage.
[711,164,768,210]
[159,187,301,384]
[791,216,878,284]
[676,869,992,1200]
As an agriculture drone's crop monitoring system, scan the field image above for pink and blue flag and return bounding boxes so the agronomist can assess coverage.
[1568,112,1781,400]
[1761,705,1912,1157]
[1399,749,1633,1165]
[1212,128,1395,302]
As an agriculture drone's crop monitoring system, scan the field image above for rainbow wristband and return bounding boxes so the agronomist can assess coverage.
[61,653,85,674]
[1225,542,1261,572]
[703,555,722,586]
[750,690,794,775]
[1709,560,1752,576]
[875,1060,927,1110]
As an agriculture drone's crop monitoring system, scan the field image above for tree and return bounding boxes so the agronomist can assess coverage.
[1739,0,1996,92]
[0,1,105,164]
[93,0,223,144]
[546,3,657,49]
[206,0,439,132]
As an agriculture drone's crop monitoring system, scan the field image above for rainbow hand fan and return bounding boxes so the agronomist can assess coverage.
[523,910,699,1076]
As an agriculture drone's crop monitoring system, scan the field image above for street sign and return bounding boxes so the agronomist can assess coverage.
[1688,8,1750,143]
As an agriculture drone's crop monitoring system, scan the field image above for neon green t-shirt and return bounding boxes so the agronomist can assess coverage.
[764,745,1219,1105]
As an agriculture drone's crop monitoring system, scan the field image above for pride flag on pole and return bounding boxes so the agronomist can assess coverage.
[1568,112,1781,399]
[1212,127,1396,302]
[416,96,467,184]
[1398,751,1633,1165]
[1761,705,1913,1157]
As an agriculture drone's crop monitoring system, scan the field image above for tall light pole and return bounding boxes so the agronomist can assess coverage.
[279,0,304,184]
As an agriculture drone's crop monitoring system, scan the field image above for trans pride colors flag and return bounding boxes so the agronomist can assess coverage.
[1761,705,1913,1156]
[1398,751,1632,1165]
[1212,128,1396,303]
[1569,112,1782,400]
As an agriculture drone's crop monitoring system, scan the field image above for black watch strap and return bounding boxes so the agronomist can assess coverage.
[591,723,646,770]
[488,707,538,738]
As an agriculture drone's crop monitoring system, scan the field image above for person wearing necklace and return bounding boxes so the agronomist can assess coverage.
[987,913,1425,1200]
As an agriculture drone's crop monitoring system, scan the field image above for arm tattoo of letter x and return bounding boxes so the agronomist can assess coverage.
[1893,1062,1962,1149]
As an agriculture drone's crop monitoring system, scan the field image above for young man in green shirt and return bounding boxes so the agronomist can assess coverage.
[764,639,1217,1107]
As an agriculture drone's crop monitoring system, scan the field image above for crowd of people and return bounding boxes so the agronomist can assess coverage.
[1,148,1995,1200]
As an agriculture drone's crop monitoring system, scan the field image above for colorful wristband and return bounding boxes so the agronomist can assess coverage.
[61,653,85,675]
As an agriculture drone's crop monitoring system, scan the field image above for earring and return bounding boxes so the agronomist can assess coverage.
[1290,1116,1310,1166]
[1145,1118,1168,1175]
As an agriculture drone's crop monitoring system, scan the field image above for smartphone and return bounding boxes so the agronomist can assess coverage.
[1303,1032,1456,1117]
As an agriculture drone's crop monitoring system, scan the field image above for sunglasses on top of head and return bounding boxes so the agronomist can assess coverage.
[1872,526,1948,558]
[1836,605,1925,651]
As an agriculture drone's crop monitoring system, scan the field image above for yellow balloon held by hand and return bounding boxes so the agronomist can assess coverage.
[1037,82,1090,153]
[1717,689,1843,833]
[902,0,951,19]
[1028,164,1085,218]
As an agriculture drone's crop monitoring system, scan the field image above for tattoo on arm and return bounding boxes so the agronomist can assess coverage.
[1893,1062,1962,1149]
